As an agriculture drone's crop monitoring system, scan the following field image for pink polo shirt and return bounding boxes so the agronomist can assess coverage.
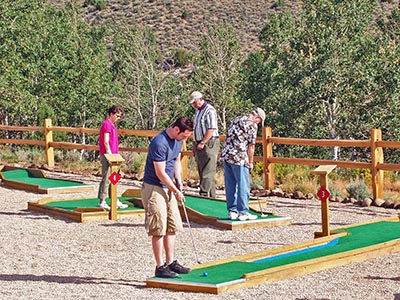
[98,118,119,154]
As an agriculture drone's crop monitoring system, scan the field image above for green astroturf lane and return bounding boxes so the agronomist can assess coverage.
[44,197,142,211]
[157,221,400,284]
[2,169,90,188]
[184,195,281,221]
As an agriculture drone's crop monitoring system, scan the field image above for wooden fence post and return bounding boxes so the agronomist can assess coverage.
[44,119,54,167]
[263,126,274,190]
[181,140,188,180]
[371,128,384,199]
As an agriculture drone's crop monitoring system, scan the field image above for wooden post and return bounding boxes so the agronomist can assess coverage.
[181,140,188,180]
[263,126,274,190]
[311,165,336,237]
[104,154,125,220]
[371,129,384,200]
[44,119,54,167]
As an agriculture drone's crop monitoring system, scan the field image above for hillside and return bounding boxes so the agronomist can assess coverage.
[48,0,398,58]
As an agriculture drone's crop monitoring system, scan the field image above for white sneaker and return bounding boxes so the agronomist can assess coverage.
[98,201,110,211]
[229,211,238,220]
[238,212,258,221]
[117,200,128,209]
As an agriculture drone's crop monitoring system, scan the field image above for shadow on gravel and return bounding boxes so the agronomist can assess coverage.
[366,275,400,281]
[0,274,147,288]
[0,210,53,221]
[101,222,144,228]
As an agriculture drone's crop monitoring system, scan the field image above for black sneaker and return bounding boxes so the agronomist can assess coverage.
[168,260,191,274]
[155,264,178,278]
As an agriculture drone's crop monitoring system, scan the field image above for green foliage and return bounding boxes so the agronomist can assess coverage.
[190,23,250,132]
[273,163,313,184]
[0,146,18,161]
[241,0,400,161]
[174,48,191,67]
[0,0,118,131]
[83,0,106,10]
[328,185,344,198]
[346,179,372,200]
[251,161,264,177]
[181,10,189,19]
[110,24,187,130]
[338,167,372,182]
[122,152,147,173]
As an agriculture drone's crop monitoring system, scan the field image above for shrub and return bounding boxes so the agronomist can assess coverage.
[83,0,106,10]
[174,48,191,67]
[181,10,189,19]
[328,185,345,198]
[0,146,17,161]
[346,180,372,200]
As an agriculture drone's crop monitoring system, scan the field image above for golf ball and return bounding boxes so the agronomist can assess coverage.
[203,272,208,277]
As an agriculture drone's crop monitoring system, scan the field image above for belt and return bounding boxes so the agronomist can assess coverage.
[196,137,218,143]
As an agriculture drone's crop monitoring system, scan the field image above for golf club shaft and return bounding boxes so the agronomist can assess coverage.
[256,192,267,216]
[182,202,201,264]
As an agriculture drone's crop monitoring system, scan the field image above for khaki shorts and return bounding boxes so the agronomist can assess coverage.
[141,182,183,236]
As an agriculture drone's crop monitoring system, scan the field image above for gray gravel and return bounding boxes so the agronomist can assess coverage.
[1,171,399,300]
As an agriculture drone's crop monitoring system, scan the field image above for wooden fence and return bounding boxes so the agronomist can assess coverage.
[2,118,400,200]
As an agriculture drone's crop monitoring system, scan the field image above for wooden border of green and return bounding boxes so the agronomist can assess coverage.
[178,204,291,230]
[0,165,94,194]
[27,189,145,223]
[131,192,291,230]
[146,216,400,294]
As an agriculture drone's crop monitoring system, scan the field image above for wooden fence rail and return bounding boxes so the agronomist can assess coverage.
[2,119,400,200]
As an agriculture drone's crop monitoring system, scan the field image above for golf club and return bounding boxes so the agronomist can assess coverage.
[256,191,268,217]
[181,201,202,264]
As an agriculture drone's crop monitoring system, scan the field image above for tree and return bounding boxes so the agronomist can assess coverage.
[110,24,187,131]
[242,0,383,160]
[190,24,249,132]
[0,0,117,142]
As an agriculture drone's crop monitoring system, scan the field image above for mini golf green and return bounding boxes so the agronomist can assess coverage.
[43,196,142,211]
[1,169,91,189]
[183,195,281,222]
[151,220,400,285]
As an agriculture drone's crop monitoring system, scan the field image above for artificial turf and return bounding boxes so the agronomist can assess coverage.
[43,197,141,211]
[1,169,91,188]
[154,221,400,284]
[184,195,280,221]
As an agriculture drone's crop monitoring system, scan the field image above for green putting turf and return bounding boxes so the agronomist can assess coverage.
[184,195,280,221]
[43,197,142,211]
[154,221,400,284]
[2,169,90,188]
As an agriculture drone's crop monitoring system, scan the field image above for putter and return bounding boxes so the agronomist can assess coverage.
[256,191,268,217]
[181,202,202,264]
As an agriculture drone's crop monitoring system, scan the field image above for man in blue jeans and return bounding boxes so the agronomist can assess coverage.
[220,108,266,221]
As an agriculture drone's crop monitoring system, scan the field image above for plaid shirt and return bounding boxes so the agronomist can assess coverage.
[220,114,257,167]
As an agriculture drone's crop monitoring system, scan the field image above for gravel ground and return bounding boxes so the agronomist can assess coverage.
[0,171,399,300]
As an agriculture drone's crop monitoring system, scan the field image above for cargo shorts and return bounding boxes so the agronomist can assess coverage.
[141,182,183,236]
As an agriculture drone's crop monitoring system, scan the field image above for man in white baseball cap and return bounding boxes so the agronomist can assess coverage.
[189,91,220,198]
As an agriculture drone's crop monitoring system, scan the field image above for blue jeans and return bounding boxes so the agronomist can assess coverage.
[223,161,250,214]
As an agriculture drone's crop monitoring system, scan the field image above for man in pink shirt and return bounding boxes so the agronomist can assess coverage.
[98,105,128,210]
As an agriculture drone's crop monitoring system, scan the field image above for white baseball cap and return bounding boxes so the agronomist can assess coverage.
[189,91,203,104]
[255,107,266,126]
